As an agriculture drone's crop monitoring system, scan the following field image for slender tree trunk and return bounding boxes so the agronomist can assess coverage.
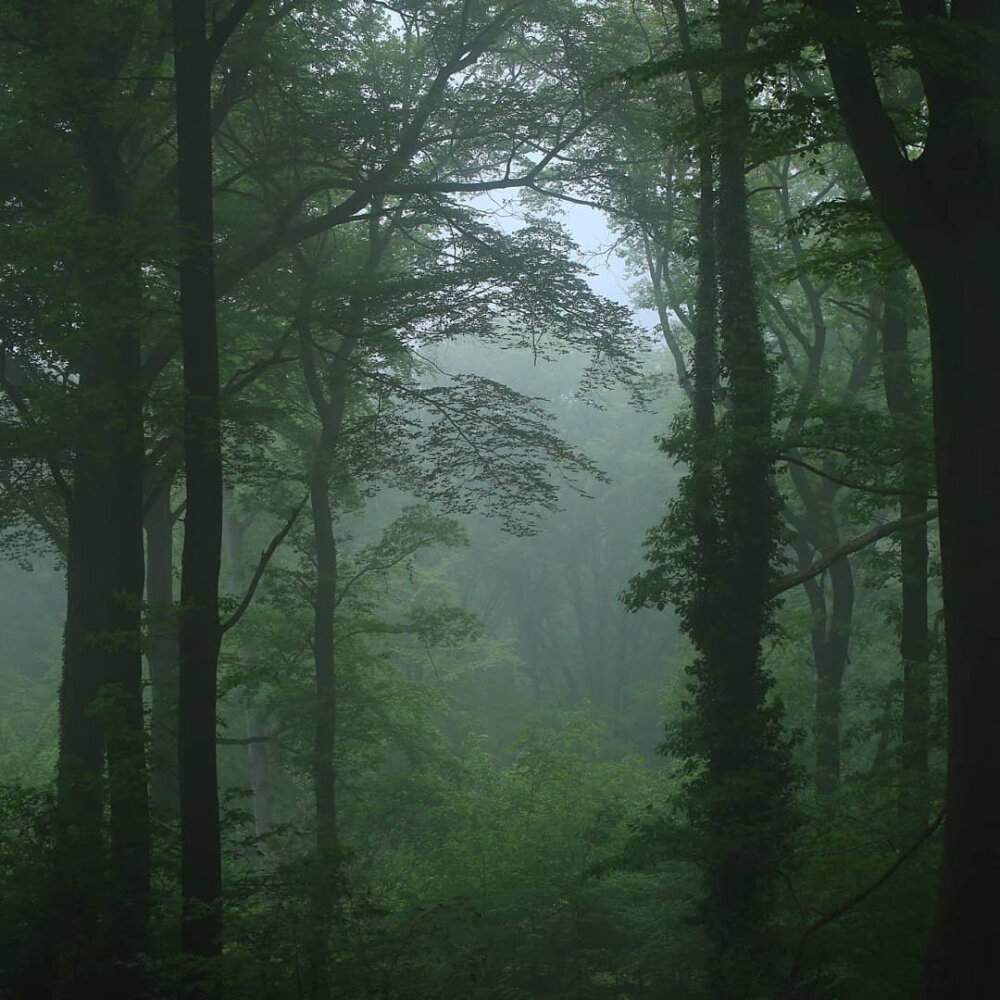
[791,495,854,798]
[244,700,275,840]
[673,0,717,555]
[308,443,339,1000]
[146,481,181,820]
[880,272,931,807]
[811,563,853,798]
[301,332,355,1000]
[629,6,796,986]
[294,210,387,999]
[221,495,276,843]
[172,2,224,987]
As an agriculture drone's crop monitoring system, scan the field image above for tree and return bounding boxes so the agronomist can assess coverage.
[803,3,1000,994]
[171,0,251,985]
[625,2,800,993]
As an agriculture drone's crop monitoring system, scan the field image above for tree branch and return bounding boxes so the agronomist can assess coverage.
[780,453,937,500]
[773,506,939,595]
[221,492,309,632]
[805,0,917,220]
[784,808,944,996]
[206,0,257,68]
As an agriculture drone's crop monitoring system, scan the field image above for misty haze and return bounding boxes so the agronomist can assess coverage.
[0,2,992,998]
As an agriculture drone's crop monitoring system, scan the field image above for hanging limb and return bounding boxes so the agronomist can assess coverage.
[773,507,938,596]
[784,808,944,996]
[220,492,309,633]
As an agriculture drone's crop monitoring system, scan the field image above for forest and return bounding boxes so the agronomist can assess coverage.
[0,1,996,998]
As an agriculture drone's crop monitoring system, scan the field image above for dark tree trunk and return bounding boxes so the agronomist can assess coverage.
[172,1,225,986]
[627,4,793,993]
[914,238,1000,998]
[881,272,931,797]
[300,328,355,1000]
[689,4,794,994]
[57,123,148,993]
[672,0,717,553]
[704,7,786,985]
[804,5,1000,991]
[146,481,180,820]
[790,491,854,799]
[811,556,852,798]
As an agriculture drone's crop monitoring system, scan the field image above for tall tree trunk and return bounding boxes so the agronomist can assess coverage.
[294,204,390,998]
[803,6,1000,991]
[914,239,1000,998]
[672,0,717,553]
[881,271,931,810]
[172,1,225,986]
[308,441,339,1000]
[146,480,181,820]
[630,2,794,991]
[809,559,853,798]
[699,4,794,993]
[631,2,795,993]
[789,488,854,798]
[300,329,355,1000]
[57,124,148,995]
